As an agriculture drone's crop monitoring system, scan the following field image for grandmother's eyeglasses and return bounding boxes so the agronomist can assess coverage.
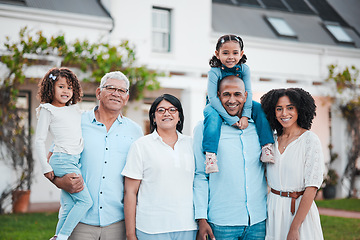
[156,107,178,114]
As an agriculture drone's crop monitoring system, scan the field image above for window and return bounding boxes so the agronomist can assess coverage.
[16,91,31,136]
[324,23,354,44]
[265,16,297,38]
[152,7,171,52]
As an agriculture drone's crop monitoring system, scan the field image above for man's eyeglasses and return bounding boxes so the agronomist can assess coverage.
[102,85,129,95]
[156,107,178,115]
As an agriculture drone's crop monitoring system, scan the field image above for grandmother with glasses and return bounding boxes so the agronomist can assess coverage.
[122,94,198,240]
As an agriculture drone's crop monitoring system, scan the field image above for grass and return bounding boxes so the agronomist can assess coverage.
[316,198,360,212]
[0,199,360,240]
[0,212,57,240]
[321,215,360,240]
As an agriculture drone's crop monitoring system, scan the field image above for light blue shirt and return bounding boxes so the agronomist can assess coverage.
[76,107,143,227]
[193,120,267,226]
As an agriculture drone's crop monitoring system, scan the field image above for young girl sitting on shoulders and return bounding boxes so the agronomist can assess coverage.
[35,67,92,240]
[203,34,275,173]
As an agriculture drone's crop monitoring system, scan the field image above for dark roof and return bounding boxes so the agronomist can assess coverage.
[0,0,110,17]
[212,0,360,48]
[327,0,360,35]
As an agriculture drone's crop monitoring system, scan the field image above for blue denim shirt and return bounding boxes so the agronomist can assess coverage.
[193,120,267,226]
[76,107,143,227]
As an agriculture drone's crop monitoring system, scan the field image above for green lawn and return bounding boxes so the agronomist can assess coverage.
[316,198,360,212]
[321,215,360,240]
[0,212,57,240]
[0,199,360,240]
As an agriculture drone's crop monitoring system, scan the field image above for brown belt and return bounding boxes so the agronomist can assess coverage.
[271,188,305,215]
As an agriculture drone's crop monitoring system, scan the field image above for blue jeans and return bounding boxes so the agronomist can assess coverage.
[202,101,274,154]
[209,220,266,240]
[50,152,93,237]
[136,229,197,240]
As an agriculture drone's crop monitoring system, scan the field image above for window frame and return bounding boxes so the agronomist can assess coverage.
[264,16,298,39]
[152,6,171,53]
[323,22,354,44]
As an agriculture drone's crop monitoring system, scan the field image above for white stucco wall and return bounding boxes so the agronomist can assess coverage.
[1,0,360,205]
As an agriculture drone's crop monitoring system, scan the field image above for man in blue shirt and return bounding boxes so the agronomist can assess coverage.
[193,75,267,240]
[52,71,143,240]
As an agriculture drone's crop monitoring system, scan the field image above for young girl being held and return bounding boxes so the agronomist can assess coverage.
[203,34,275,173]
[35,68,92,240]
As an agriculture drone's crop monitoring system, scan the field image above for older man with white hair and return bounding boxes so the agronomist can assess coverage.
[52,71,143,240]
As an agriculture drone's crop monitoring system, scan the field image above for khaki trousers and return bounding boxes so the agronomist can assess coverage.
[68,220,125,240]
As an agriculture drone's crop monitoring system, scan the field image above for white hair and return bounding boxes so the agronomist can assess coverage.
[99,71,130,90]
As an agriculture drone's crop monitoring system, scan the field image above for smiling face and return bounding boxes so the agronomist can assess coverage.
[51,77,73,107]
[96,78,129,113]
[153,100,180,132]
[218,76,247,117]
[275,95,299,129]
[215,41,244,68]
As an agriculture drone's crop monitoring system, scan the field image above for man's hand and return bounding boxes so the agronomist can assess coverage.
[197,219,215,240]
[53,173,84,193]
[44,171,55,181]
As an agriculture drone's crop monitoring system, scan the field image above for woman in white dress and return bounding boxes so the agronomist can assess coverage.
[260,88,325,240]
[122,94,197,240]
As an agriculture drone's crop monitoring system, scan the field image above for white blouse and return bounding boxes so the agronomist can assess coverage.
[34,103,83,174]
[122,130,197,234]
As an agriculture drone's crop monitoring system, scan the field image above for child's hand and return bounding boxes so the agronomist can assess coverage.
[239,117,249,130]
[44,171,55,181]
[232,121,241,129]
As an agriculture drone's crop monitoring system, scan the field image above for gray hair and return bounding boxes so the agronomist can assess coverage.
[99,71,130,90]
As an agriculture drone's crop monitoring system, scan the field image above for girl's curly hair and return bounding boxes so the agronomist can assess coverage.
[37,67,82,105]
[209,34,247,67]
[260,88,316,136]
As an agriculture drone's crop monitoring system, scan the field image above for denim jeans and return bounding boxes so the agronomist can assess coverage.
[202,101,274,154]
[51,152,93,237]
[209,220,266,240]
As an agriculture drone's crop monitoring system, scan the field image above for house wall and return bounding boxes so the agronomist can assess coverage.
[1,0,360,207]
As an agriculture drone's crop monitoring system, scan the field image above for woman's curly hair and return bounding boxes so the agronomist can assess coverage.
[209,34,247,67]
[260,88,316,136]
[37,67,82,105]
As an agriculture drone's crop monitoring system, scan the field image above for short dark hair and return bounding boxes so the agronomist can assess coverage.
[218,75,245,92]
[38,67,82,105]
[209,34,247,67]
[149,94,184,133]
[260,88,316,136]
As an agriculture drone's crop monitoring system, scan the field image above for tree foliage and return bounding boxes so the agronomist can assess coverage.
[327,64,360,198]
[0,27,161,213]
